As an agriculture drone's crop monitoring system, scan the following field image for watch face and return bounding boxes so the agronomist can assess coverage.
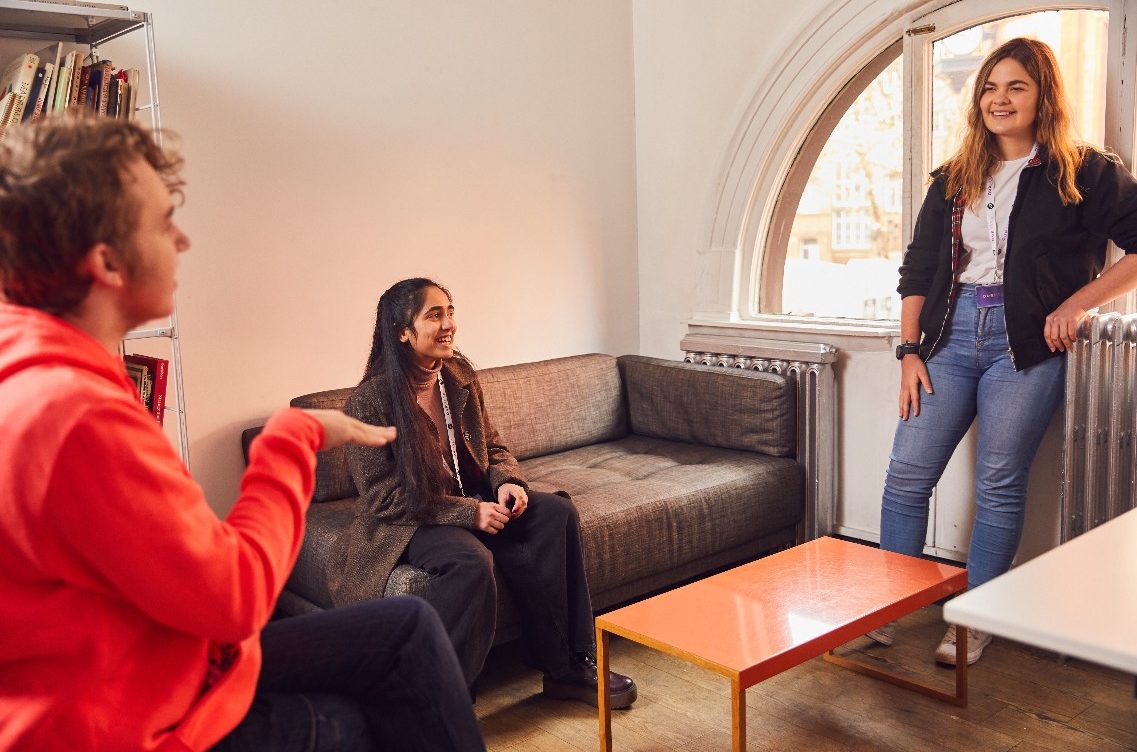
[896,344,919,359]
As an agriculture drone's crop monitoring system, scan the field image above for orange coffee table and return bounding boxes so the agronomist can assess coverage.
[595,536,968,751]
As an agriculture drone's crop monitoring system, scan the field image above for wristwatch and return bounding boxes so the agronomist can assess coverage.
[895,342,921,360]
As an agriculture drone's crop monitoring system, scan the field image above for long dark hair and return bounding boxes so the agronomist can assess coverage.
[362,278,455,517]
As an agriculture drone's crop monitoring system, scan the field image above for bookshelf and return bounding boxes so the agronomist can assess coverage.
[0,0,190,467]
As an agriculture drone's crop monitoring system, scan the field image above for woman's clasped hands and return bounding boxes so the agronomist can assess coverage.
[476,482,529,534]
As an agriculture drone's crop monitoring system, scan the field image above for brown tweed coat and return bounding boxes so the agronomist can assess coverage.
[327,356,527,607]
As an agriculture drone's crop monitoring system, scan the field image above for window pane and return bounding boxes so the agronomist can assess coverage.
[783,58,904,319]
[932,10,1108,169]
[779,9,1107,321]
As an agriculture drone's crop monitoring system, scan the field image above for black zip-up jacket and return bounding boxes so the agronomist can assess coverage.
[898,148,1137,370]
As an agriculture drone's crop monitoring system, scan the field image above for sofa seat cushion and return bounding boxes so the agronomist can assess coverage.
[520,435,803,595]
[286,435,803,613]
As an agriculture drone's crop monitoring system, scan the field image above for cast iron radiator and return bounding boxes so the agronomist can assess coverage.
[679,333,838,542]
[1061,312,1137,541]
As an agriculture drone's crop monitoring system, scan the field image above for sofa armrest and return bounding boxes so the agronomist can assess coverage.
[241,417,354,504]
[617,355,795,457]
[240,426,264,465]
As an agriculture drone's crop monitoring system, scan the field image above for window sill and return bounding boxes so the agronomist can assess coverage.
[687,314,900,339]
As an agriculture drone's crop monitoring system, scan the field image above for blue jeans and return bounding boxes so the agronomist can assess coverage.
[213,597,485,752]
[880,285,1065,589]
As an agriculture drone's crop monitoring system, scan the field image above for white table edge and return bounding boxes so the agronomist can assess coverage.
[943,507,1137,676]
[943,601,1137,675]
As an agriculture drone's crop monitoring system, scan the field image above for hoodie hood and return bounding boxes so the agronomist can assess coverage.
[0,303,134,393]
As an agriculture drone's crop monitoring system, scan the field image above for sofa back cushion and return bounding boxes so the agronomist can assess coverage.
[618,355,796,457]
[282,354,628,501]
[478,354,627,460]
[289,387,356,502]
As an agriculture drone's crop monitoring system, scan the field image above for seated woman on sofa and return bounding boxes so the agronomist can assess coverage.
[327,277,637,709]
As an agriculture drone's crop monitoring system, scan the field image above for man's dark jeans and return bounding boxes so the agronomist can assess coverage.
[213,596,484,751]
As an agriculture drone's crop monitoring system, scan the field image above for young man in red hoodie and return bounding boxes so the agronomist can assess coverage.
[0,117,485,752]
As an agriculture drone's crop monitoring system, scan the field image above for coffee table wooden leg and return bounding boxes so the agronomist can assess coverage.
[597,625,612,752]
[824,645,967,707]
[731,676,746,752]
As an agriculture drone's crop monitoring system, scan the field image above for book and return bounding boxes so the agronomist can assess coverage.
[29,62,55,120]
[52,63,72,113]
[85,59,112,115]
[53,51,79,114]
[0,53,41,124]
[123,359,150,405]
[124,353,168,424]
[20,66,45,122]
[67,55,84,109]
[116,79,127,118]
[76,63,92,110]
[105,71,119,117]
[94,60,112,116]
[85,64,100,110]
[31,42,61,118]
[123,68,140,120]
[0,92,18,138]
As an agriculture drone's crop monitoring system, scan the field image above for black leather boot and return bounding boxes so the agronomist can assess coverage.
[542,653,638,709]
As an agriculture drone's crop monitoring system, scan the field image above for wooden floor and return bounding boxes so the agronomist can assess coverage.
[475,605,1137,751]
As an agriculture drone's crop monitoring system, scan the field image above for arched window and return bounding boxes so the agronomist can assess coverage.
[763,5,1109,320]
[708,1,1128,325]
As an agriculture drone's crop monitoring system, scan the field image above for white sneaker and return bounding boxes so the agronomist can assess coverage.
[934,625,992,666]
[866,621,896,646]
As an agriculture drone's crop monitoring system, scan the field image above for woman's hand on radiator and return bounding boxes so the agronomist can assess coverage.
[1047,255,1137,352]
[1044,299,1087,353]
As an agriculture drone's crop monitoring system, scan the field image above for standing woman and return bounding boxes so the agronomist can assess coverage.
[874,37,1137,665]
[327,278,637,709]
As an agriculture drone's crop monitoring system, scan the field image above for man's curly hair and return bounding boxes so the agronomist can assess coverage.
[0,115,184,313]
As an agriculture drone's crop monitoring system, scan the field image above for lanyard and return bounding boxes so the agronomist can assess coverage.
[436,372,466,497]
[984,142,1038,283]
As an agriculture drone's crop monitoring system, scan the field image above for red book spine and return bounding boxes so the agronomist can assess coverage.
[150,357,168,425]
[124,353,169,425]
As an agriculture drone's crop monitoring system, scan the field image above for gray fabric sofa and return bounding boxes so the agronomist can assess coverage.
[250,354,805,639]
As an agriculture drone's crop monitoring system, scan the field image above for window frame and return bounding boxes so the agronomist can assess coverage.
[745,0,1130,324]
[903,1,1111,253]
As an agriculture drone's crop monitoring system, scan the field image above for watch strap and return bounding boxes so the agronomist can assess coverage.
[895,342,921,360]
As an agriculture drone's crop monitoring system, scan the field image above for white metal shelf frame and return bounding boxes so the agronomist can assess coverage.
[0,0,190,467]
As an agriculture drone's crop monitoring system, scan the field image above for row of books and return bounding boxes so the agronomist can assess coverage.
[0,42,140,139]
[124,354,169,425]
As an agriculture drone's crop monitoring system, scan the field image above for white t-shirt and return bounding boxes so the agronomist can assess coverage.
[959,153,1033,284]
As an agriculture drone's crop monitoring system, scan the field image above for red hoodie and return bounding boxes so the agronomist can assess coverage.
[0,303,322,751]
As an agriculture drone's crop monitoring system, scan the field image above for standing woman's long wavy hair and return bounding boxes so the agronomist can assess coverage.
[361,278,456,518]
[941,37,1086,207]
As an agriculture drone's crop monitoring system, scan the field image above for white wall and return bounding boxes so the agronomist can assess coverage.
[112,0,1065,552]
[632,0,822,359]
[632,0,1065,562]
[114,0,639,513]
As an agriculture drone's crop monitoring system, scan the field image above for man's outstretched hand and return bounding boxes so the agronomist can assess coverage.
[304,409,397,451]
